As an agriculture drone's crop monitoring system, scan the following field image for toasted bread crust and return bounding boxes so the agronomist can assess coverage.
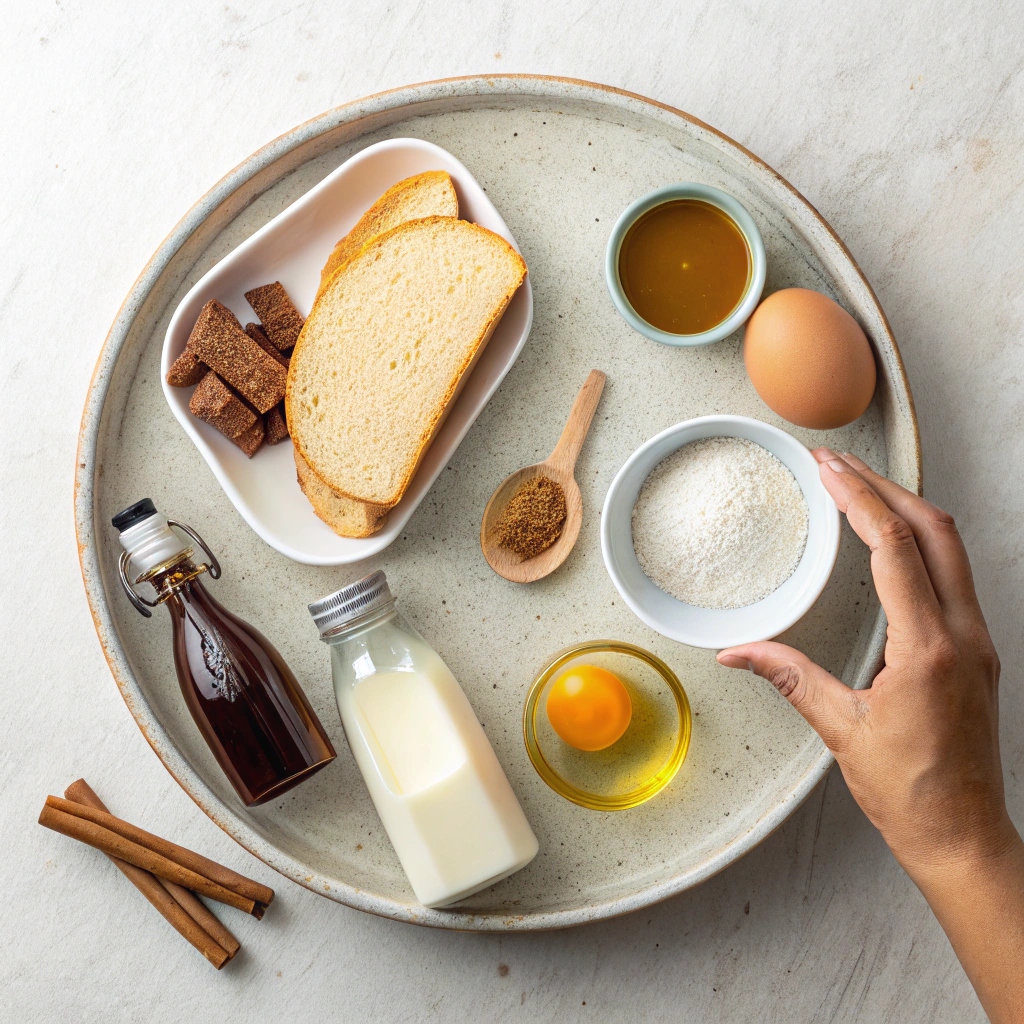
[187,300,287,414]
[189,371,258,439]
[166,349,207,387]
[244,282,304,352]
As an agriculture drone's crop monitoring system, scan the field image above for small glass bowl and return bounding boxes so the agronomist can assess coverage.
[523,641,691,811]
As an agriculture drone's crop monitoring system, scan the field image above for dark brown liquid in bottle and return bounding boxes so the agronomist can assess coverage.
[154,560,336,806]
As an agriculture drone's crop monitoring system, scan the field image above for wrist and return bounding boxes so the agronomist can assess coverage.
[897,815,1023,891]
[895,822,1024,1024]
[882,807,1019,880]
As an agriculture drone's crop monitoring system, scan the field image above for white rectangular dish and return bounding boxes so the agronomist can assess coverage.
[161,138,533,565]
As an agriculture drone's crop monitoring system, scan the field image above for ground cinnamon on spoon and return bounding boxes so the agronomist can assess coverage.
[494,476,568,560]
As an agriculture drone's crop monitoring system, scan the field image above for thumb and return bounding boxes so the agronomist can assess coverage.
[717,642,858,753]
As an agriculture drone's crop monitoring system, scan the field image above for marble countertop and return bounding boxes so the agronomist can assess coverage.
[3,2,1021,1020]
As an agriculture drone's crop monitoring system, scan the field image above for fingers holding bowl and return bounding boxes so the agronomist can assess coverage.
[822,451,984,628]
[812,450,943,640]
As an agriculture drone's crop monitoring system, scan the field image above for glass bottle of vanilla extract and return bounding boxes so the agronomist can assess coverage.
[112,499,336,806]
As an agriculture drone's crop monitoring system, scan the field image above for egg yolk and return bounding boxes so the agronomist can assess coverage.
[545,665,632,751]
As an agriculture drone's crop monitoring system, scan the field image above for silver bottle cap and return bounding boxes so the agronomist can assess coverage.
[309,570,394,639]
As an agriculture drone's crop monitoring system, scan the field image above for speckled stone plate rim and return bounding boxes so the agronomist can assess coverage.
[75,75,921,932]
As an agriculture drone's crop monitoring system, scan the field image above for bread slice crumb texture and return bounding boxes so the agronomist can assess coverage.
[293,447,389,537]
[317,171,458,298]
[288,216,526,507]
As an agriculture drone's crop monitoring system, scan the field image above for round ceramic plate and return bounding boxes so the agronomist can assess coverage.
[76,76,920,932]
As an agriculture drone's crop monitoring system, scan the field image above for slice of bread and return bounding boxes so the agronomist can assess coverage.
[317,171,458,298]
[304,171,459,536]
[288,216,527,508]
[300,193,518,534]
[294,447,389,538]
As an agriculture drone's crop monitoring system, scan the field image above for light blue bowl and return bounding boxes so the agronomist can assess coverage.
[605,183,767,347]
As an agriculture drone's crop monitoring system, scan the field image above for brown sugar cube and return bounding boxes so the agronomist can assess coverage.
[185,300,287,414]
[189,372,258,439]
[265,404,289,446]
[232,417,265,458]
[244,282,304,352]
[166,349,206,387]
[245,323,289,368]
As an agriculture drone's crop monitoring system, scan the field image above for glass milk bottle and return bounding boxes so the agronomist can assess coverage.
[310,572,538,908]
[113,499,336,806]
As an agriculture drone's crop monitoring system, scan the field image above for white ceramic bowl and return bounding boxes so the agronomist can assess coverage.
[601,416,840,649]
[162,138,532,566]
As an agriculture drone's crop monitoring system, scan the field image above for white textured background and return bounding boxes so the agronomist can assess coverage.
[3,2,1022,1021]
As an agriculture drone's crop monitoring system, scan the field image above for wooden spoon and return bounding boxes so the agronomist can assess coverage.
[481,369,606,583]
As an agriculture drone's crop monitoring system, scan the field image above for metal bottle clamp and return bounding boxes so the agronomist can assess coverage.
[118,520,222,618]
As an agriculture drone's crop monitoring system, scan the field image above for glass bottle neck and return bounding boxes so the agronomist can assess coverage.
[118,512,189,577]
[322,604,399,645]
[144,551,208,606]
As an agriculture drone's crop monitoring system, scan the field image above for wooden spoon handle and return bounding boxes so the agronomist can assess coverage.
[548,370,607,474]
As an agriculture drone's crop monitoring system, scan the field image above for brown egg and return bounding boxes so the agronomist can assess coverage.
[743,288,877,430]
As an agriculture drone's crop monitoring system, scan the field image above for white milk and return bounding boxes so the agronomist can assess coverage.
[312,573,537,909]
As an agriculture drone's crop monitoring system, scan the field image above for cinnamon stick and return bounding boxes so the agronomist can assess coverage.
[39,802,257,915]
[158,880,241,958]
[64,780,239,964]
[43,794,273,914]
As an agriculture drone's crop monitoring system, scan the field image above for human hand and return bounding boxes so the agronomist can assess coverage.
[718,447,1009,869]
[718,449,1024,1022]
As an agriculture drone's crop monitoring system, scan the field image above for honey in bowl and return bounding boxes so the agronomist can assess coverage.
[618,199,751,335]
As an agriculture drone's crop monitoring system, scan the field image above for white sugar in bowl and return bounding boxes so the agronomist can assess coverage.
[601,416,841,649]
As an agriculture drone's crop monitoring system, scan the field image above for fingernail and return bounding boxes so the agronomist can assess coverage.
[812,447,836,463]
[824,458,847,473]
[717,654,754,671]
